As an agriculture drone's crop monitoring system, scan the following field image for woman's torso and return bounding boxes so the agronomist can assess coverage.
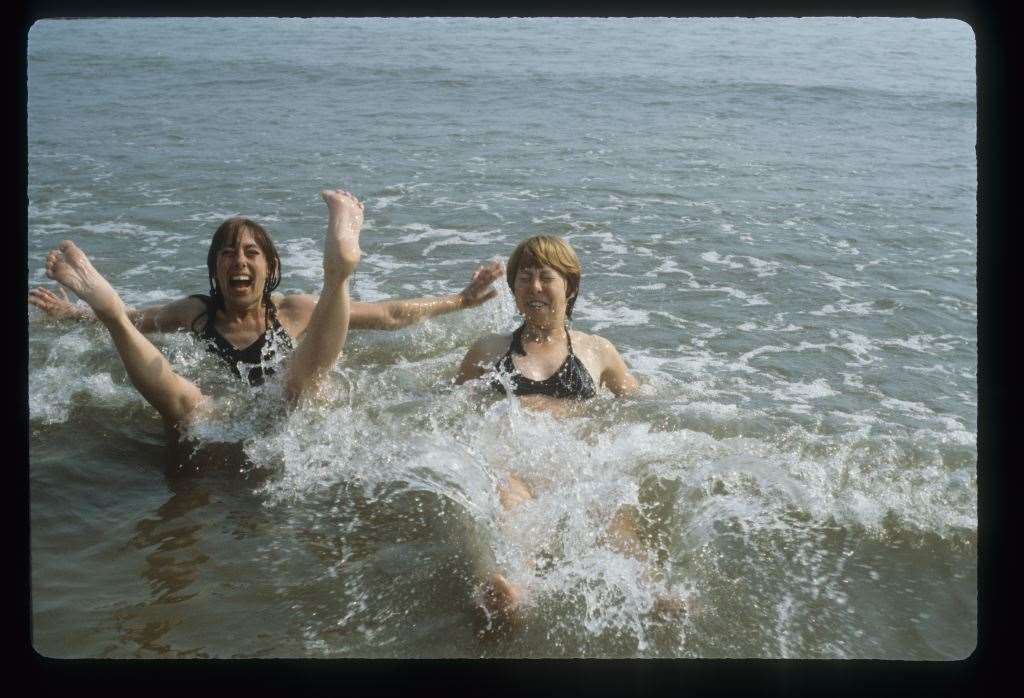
[189,294,295,386]
[491,325,598,400]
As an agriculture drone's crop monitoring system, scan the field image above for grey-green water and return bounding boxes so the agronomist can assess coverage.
[28,17,976,658]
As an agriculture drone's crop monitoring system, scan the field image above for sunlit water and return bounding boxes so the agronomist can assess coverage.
[27,17,976,658]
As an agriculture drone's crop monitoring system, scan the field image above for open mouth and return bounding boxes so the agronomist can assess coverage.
[526,301,548,310]
[228,274,253,291]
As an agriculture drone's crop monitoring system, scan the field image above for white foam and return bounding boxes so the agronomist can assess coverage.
[880,397,933,417]
[711,285,770,306]
[809,301,883,316]
[818,271,865,292]
[575,303,651,332]
[700,251,744,269]
[78,221,164,238]
[772,379,838,402]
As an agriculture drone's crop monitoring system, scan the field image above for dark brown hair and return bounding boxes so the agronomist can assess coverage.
[202,217,282,326]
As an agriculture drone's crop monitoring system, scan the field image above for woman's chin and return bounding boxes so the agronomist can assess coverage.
[520,310,560,325]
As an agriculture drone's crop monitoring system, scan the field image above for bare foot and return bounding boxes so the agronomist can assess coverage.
[476,573,521,633]
[320,189,363,282]
[460,261,503,308]
[44,241,125,324]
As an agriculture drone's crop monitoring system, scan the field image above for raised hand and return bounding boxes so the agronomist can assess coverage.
[28,285,89,321]
[460,260,503,308]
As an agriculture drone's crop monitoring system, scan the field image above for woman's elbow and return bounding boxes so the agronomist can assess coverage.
[608,374,639,397]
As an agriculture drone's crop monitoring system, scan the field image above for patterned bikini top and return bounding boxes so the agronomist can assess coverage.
[189,294,294,386]
[492,325,597,400]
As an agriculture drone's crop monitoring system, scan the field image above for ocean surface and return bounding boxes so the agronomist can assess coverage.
[27,17,976,659]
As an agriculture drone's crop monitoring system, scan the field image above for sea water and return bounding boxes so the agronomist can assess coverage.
[27,17,976,658]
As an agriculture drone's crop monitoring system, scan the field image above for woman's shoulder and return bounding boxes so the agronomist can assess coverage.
[274,292,316,319]
[457,332,513,383]
[569,329,616,354]
[169,295,211,331]
[470,331,513,356]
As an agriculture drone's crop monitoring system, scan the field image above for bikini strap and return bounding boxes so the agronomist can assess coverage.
[187,294,215,334]
[509,324,527,356]
[564,324,576,354]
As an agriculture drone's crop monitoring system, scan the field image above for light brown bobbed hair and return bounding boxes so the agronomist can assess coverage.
[506,235,582,319]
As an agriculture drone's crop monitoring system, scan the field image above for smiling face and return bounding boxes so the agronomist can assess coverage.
[206,217,281,311]
[215,229,269,308]
[506,236,582,323]
[216,229,268,302]
[513,261,574,326]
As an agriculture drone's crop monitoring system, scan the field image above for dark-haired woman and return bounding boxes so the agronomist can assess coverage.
[38,190,364,437]
[454,236,681,630]
[30,218,502,385]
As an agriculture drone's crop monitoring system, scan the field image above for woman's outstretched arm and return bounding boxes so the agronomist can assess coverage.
[29,286,204,334]
[348,261,502,330]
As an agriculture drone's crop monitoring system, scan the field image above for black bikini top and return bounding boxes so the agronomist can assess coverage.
[189,294,295,386]
[492,324,597,400]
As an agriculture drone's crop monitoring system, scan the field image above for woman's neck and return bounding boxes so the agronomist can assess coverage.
[520,319,567,345]
[218,298,266,327]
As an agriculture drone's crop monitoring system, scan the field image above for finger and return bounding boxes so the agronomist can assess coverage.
[482,290,498,302]
[27,292,51,308]
[59,287,70,302]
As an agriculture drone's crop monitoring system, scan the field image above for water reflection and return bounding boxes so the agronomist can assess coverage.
[110,444,267,657]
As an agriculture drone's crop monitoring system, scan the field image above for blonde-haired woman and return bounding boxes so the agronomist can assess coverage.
[456,235,651,630]
[456,235,637,401]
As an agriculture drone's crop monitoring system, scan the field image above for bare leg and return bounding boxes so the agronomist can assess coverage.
[45,241,205,429]
[605,505,647,561]
[498,473,533,512]
[283,189,363,403]
[476,473,533,631]
[605,505,688,619]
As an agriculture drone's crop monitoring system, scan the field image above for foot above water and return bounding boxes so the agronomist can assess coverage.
[45,240,124,323]
[320,188,363,280]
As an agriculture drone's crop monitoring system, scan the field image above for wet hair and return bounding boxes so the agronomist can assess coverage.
[198,217,282,329]
[506,235,582,319]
